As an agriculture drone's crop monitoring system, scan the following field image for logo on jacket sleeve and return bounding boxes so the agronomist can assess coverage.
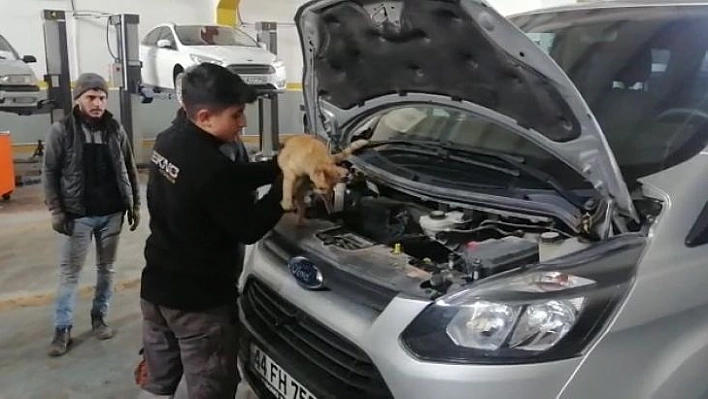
[151,150,180,184]
[288,256,325,290]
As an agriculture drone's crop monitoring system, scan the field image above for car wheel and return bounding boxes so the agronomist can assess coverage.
[173,67,184,90]
[2,192,11,201]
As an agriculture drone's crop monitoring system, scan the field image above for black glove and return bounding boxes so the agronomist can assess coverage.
[127,206,140,231]
[51,212,74,236]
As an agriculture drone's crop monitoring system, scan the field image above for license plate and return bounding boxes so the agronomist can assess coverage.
[242,75,268,85]
[251,344,318,399]
[12,97,36,104]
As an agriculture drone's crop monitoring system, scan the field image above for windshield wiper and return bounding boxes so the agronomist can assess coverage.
[362,140,586,208]
[362,140,522,176]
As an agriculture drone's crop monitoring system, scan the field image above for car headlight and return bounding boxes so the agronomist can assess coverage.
[400,235,644,364]
[272,59,285,69]
[190,54,224,65]
[0,74,34,85]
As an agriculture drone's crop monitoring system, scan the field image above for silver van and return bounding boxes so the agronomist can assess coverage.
[239,1,708,398]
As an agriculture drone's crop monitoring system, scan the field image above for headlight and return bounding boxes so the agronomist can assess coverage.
[272,59,285,69]
[443,272,590,352]
[190,54,223,65]
[400,235,645,364]
[0,74,34,85]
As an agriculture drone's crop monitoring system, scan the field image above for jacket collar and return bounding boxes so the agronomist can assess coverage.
[180,116,230,148]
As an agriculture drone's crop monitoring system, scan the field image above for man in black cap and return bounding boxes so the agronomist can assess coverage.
[43,72,141,356]
[138,63,284,399]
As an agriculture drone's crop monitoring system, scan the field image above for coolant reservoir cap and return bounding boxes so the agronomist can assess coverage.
[540,231,562,243]
[429,210,446,220]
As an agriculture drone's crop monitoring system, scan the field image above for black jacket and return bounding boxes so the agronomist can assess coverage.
[42,107,140,216]
[141,118,284,311]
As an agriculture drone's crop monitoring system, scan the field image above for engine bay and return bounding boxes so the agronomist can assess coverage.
[292,168,598,296]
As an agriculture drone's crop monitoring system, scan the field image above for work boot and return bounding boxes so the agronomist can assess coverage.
[91,314,114,340]
[47,327,72,357]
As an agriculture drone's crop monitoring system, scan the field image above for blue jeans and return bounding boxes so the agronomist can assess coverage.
[54,212,124,329]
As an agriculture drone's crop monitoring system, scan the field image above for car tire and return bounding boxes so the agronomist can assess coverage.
[173,67,184,91]
[2,192,11,201]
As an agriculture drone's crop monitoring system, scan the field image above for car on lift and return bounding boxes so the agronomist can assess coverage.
[139,23,287,93]
[237,0,708,398]
[0,33,40,115]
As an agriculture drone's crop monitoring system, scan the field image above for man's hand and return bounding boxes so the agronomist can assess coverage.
[127,206,140,231]
[51,212,74,236]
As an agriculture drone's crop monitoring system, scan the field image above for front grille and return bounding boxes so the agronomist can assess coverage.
[262,232,400,312]
[227,64,275,74]
[241,278,394,399]
[0,85,40,92]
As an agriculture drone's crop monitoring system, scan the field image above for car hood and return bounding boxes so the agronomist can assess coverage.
[0,58,36,76]
[295,0,638,220]
[187,45,276,65]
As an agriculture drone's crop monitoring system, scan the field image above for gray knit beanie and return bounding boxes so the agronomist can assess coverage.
[73,73,108,99]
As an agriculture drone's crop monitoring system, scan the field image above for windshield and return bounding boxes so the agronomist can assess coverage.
[353,6,708,189]
[511,6,708,183]
[0,34,19,60]
[351,105,594,192]
[174,25,258,47]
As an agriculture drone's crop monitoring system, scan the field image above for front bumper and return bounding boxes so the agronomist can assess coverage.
[238,242,584,399]
[0,85,40,108]
[227,64,288,93]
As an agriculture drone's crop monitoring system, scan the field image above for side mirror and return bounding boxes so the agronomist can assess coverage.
[258,42,268,50]
[22,55,37,63]
[157,39,173,49]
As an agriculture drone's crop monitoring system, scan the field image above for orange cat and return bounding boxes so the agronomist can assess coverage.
[277,135,368,217]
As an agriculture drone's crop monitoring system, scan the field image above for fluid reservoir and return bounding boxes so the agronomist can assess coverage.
[538,231,591,262]
[419,210,466,238]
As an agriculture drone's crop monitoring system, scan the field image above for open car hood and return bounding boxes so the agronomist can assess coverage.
[295,0,638,220]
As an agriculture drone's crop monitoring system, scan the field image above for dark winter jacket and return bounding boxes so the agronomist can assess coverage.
[42,107,141,217]
[141,118,284,311]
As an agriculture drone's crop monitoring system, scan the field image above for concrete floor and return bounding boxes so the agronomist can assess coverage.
[0,177,255,398]
[0,179,148,310]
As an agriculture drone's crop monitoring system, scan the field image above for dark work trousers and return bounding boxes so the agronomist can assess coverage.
[140,299,240,399]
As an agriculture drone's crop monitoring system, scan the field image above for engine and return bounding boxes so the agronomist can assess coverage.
[298,171,592,295]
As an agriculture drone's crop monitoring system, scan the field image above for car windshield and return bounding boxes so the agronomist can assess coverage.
[352,106,596,192]
[353,6,708,189]
[174,25,258,47]
[513,6,708,183]
[0,34,19,60]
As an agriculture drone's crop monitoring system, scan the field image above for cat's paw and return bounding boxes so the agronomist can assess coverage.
[280,199,294,211]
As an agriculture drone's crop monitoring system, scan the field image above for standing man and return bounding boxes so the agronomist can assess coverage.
[43,72,141,357]
[139,63,284,399]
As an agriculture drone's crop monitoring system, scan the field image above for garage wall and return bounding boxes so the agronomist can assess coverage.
[0,0,214,81]
[235,0,310,85]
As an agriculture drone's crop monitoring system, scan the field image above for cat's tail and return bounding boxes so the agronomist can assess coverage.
[331,139,369,163]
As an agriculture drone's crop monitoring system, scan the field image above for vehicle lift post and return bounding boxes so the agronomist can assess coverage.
[109,14,143,159]
[255,21,280,161]
[41,10,143,160]
[41,10,73,123]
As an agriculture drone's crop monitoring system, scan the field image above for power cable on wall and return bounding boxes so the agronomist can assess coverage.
[67,0,119,68]
[105,18,118,61]
[236,6,297,27]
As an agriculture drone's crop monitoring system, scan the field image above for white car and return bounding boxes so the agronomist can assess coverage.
[0,33,40,115]
[139,23,287,92]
